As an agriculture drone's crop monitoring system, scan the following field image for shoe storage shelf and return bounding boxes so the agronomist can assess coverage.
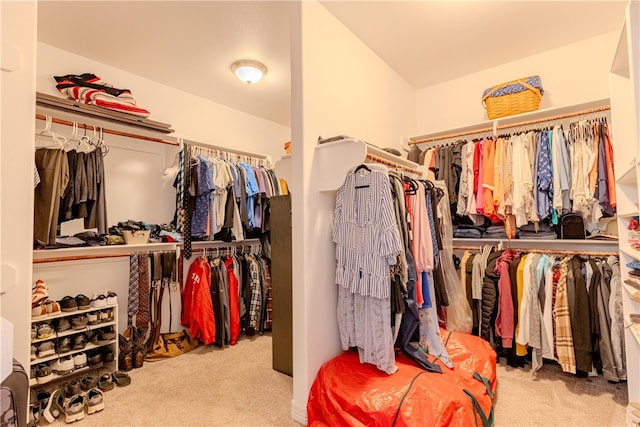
[30,304,119,388]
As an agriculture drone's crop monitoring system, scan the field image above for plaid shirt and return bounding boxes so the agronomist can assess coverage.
[553,257,576,374]
[248,256,262,332]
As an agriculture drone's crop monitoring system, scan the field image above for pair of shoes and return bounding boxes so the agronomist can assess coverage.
[31,279,49,308]
[63,388,105,422]
[36,341,55,358]
[51,355,74,375]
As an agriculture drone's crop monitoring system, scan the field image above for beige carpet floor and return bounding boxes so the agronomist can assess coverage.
[48,334,628,426]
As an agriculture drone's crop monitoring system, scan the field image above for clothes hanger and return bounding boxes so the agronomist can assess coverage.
[64,121,81,152]
[35,115,66,149]
[75,125,94,153]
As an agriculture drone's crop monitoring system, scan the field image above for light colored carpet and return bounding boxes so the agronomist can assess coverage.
[50,333,296,427]
[494,361,628,427]
[48,334,628,426]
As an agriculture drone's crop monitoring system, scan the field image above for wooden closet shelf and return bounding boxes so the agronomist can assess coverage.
[36,92,175,134]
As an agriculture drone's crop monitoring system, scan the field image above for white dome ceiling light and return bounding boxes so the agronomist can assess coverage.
[231,59,268,85]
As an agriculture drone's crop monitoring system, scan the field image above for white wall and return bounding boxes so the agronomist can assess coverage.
[1,1,37,385]
[416,31,620,134]
[290,1,416,423]
[36,43,290,161]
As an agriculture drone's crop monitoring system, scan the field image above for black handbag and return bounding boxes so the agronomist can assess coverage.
[558,212,586,239]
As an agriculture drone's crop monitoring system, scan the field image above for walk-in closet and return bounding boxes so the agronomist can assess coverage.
[2,1,639,426]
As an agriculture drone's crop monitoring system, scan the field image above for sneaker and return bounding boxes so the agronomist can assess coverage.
[51,356,74,375]
[44,300,61,316]
[71,314,89,330]
[36,363,53,384]
[56,317,71,333]
[73,352,87,369]
[99,309,114,323]
[29,366,37,386]
[60,296,78,312]
[58,336,72,353]
[37,341,55,358]
[64,379,82,398]
[30,345,37,361]
[102,347,114,364]
[87,312,100,325]
[31,279,49,308]
[72,333,88,350]
[88,352,103,369]
[63,394,86,423]
[90,293,107,308]
[31,303,48,320]
[85,388,105,415]
[31,325,37,341]
[106,291,117,306]
[42,387,65,423]
[36,322,53,339]
[81,374,98,391]
[76,294,91,310]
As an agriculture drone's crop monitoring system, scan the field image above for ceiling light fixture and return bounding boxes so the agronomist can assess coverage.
[231,59,267,85]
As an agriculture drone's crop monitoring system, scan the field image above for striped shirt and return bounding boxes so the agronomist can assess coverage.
[333,165,402,299]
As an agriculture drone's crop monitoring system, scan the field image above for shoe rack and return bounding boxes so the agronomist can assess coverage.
[30,302,119,389]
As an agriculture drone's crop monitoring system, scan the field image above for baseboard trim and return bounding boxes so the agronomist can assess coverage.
[291,399,308,425]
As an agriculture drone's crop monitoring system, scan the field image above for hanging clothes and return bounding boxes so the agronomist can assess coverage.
[334,164,402,374]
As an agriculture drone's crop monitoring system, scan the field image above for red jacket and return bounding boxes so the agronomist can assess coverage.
[182,257,216,345]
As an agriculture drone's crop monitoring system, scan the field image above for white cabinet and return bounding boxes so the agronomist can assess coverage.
[610,0,640,417]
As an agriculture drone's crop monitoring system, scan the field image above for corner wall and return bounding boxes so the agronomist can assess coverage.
[1,0,37,388]
[290,1,416,423]
[416,31,620,133]
[36,43,290,161]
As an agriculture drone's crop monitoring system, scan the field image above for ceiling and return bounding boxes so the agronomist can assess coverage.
[37,1,628,128]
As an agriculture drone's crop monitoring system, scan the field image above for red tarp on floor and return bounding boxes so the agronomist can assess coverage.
[307,330,497,427]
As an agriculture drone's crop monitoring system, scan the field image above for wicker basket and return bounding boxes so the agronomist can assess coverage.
[482,76,543,120]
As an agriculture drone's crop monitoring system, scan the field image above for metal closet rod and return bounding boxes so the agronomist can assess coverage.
[35,113,180,146]
[365,153,423,176]
[452,245,618,257]
[409,105,611,145]
[186,140,268,161]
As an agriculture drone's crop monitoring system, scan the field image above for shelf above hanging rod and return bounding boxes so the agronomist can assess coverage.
[36,92,174,134]
[409,98,611,145]
[35,113,180,146]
